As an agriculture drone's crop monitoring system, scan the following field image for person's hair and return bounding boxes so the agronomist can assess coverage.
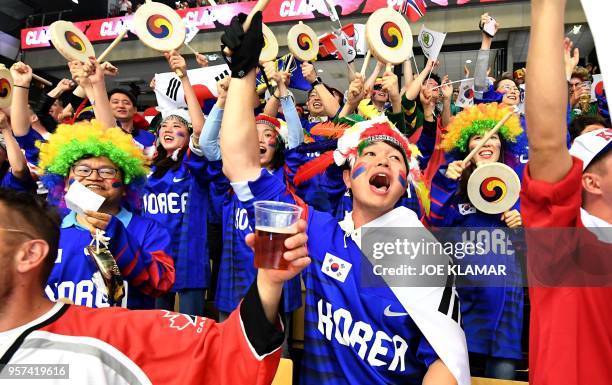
[0,189,60,287]
[569,115,607,142]
[151,114,193,177]
[423,73,441,86]
[493,77,517,91]
[108,88,137,107]
[571,67,590,82]
[329,87,344,105]
[308,83,335,98]
[270,135,286,170]
[53,98,65,108]
[500,71,514,81]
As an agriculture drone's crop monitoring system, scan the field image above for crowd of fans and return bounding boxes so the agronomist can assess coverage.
[0,1,610,384]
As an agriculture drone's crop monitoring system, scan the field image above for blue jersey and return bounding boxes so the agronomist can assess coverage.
[284,146,342,213]
[1,171,37,193]
[15,128,45,166]
[428,170,524,360]
[209,161,302,314]
[232,170,442,385]
[132,128,156,149]
[47,208,175,309]
[142,149,211,291]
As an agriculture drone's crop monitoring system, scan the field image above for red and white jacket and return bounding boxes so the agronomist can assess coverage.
[0,282,284,384]
[521,157,612,385]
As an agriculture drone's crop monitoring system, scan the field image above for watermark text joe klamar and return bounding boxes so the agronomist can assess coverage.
[369,238,508,277]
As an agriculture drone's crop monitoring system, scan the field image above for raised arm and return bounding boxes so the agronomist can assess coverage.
[219,12,265,182]
[165,51,205,138]
[9,62,33,137]
[338,73,365,118]
[0,111,28,179]
[276,71,304,149]
[301,62,340,117]
[199,77,228,161]
[404,60,435,101]
[69,58,115,129]
[440,75,453,127]
[525,0,572,183]
[262,61,281,117]
[364,61,384,91]
[381,70,401,114]
[474,14,499,93]
[402,59,414,94]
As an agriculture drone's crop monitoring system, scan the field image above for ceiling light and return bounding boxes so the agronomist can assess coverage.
[71,0,79,3]
[317,69,324,73]
[571,25,582,35]
[465,59,472,64]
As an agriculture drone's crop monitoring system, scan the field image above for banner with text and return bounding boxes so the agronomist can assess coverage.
[21,0,519,50]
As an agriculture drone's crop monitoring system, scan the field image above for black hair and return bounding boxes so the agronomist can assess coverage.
[569,115,607,142]
[270,135,286,170]
[108,88,138,106]
[151,147,188,178]
[423,73,441,86]
[308,83,336,98]
[0,189,60,287]
[493,78,517,91]
[151,116,193,178]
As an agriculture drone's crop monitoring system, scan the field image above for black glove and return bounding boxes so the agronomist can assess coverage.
[221,12,264,79]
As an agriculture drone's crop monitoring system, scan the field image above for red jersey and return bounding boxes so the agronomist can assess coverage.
[521,157,612,385]
[0,282,284,384]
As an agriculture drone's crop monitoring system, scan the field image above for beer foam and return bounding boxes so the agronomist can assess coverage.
[255,225,298,234]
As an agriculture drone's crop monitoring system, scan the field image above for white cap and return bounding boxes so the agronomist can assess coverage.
[160,108,191,123]
[569,128,612,170]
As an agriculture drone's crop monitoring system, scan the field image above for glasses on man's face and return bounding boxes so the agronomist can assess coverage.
[72,165,119,180]
[569,81,582,88]
[0,227,36,240]
[500,85,519,92]
[373,84,384,92]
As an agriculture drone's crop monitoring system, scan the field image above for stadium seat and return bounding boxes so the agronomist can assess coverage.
[272,358,293,385]
[472,377,528,385]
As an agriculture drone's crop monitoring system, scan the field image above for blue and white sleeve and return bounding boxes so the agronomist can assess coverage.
[198,104,224,161]
[280,95,303,149]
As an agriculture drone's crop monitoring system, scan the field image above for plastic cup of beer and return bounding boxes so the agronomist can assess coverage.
[253,201,302,270]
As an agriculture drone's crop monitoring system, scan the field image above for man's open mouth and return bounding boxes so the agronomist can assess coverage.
[369,173,390,194]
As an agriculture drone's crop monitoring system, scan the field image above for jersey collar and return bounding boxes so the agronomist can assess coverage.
[61,207,133,229]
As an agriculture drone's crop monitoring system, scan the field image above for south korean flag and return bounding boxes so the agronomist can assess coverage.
[321,253,352,283]
[154,64,230,112]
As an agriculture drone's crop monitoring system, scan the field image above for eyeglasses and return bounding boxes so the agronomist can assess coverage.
[0,227,36,239]
[499,85,520,92]
[72,165,119,180]
[373,84,383,91]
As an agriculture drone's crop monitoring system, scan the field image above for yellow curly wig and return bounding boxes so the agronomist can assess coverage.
[440,103,523,153]
[38,120,148,183]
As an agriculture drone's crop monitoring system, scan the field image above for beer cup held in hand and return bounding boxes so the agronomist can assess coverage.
[253,201,302,270]
[579,81,592,113]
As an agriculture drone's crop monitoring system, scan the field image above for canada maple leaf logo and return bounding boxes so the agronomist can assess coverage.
[160,310,206,333]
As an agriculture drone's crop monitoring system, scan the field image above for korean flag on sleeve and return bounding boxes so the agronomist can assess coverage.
[321,253,352,283]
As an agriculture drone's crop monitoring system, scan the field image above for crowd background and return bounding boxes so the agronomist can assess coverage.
[0,0,610,384]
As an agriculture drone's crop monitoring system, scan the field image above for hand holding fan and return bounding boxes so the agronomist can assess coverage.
[363,8,413,74]
[133,0,186,77]
[287,21,319,62]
